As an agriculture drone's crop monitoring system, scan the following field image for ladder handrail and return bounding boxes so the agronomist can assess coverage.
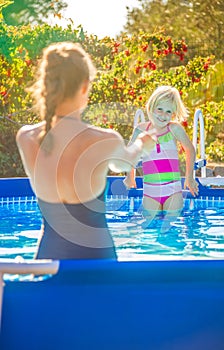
[193,109,206,178]
[134,109,145,127]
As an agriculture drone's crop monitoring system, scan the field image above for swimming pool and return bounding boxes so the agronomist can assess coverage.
[0,177,224,261]
[1,177,224,350]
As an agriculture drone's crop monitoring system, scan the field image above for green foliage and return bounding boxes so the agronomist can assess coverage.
[125,0,224,61]
[0,0,13,14]
[89,32,190,108]
[0,21,223,177]
[0,120,25,176]
[201,100,224,162]
[2,0,67,25]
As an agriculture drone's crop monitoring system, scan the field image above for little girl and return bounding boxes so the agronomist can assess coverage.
[124,86,199,230]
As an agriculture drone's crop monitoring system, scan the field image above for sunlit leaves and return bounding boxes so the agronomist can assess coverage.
[2,0,67,25]
[0,20,223,176]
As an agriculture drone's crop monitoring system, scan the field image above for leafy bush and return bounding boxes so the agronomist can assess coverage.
[0,21,223,177]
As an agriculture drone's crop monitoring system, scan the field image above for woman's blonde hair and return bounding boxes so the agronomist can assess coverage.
[146,86,188,122]
[29,41,96,153]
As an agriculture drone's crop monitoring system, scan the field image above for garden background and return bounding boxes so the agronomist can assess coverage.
[0,0,223,177]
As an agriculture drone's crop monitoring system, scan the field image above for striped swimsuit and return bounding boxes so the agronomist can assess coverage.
[142,123,182,205]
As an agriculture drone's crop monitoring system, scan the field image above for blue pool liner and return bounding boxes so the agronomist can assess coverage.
[0,177,224,350]
[1,259,224,350]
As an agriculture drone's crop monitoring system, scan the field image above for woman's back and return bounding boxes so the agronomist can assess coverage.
[17,117,119,204]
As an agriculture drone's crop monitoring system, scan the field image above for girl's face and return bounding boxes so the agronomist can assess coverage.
[150,100,175,129]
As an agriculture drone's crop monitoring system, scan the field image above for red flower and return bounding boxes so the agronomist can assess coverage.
[192,77,200,83]
[112,48,118,54]
[179,54,184,61]
[142,44,148,52]
[182,120,188,127]
[125,50,130,56]
[128,88,136,98]
[112,78,118,89]
[166,39,172,49]
[182,44,188,52]
[135,66,141,74]
[149,61,156,70]
[143,59,156,70]
[25,59,32,66]
[0,90,7,97]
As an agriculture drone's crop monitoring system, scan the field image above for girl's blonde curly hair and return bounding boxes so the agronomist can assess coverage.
[146,85,188,122]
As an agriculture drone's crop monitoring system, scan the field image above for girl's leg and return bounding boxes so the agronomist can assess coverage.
[141,196,162,228]
[164,192,184,211]
[161,192,183,233]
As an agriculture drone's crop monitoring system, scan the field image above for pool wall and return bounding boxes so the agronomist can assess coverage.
[0,177,35,197]
[1,176,224,198]
[1,177,224,350]
[1,259,224,350]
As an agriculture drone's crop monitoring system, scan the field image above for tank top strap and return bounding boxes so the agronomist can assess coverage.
[145,122,151,131]
[166,123,176,141]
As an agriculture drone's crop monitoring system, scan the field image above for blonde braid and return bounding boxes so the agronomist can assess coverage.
[38,56,65,153]
[28,42,96,154]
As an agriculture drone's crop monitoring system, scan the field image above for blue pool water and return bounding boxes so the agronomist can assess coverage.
[1,195,224,261]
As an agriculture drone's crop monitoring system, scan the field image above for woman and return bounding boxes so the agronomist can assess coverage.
[16,41,154,259]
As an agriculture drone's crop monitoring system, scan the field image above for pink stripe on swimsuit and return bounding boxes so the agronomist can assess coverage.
[143,158,180,174]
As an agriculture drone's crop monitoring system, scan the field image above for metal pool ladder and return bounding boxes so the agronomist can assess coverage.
[134,109,145,127]
[193,109,207,178]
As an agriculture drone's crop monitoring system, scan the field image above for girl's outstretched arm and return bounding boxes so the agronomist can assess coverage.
[170,123,199,197]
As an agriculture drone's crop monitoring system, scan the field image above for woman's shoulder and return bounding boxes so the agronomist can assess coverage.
[16,122,45,145]
[87,124,123,141]
[84,125,126,156]
[17,121,45,134]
